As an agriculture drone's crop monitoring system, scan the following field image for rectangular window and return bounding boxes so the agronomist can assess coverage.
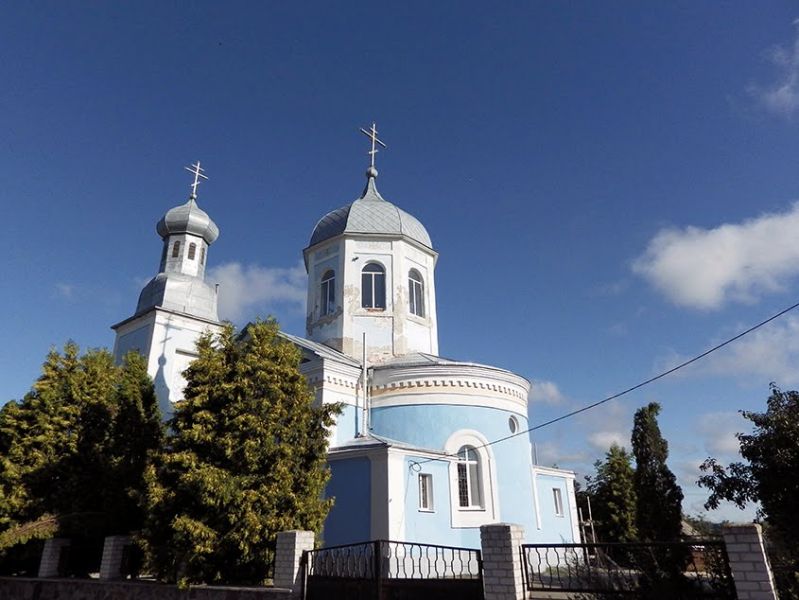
[553,488,564,516]
[361,274,374,307]
[418,473,433,511]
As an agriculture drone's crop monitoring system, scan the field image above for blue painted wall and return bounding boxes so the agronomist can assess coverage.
[535,473,578,543]
[323,456,371,546]
[334,404,358,445]
[371,404,540,543]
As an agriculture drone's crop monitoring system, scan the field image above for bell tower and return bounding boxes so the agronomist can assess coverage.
[112,162,222,417]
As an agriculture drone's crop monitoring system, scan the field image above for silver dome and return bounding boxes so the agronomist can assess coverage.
[309,177,432,249]
[136,272,219,321]
[156,198,219,244]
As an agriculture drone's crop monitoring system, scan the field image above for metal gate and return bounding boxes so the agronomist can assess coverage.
[521,540,737,599]
[303,539,484,600]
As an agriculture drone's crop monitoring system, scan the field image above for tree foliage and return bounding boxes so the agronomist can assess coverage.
[698,385,799,596]
[140,320,339,586]
[586,443,637,543]
[0,343,162,566]
[631,402,684,543]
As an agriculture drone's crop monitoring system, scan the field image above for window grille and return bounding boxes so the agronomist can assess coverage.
[457,446,483,508]
[172,241,181,258]
[188,242,196,260]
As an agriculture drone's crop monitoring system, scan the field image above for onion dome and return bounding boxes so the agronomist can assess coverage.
[156,197,219,244]
[309,169,432,249]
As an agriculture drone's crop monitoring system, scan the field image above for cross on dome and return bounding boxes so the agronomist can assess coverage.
[184,160,208,200]
[359,123,386,176]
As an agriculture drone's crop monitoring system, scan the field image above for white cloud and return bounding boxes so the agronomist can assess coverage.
[587,430,628,453]
[529,380,566,404]
[749,21,799,119]
[697,411,748,457]
[207,260,306,322]
[533,441,590,468]
[633,202,799,309]
[658,315,799,387]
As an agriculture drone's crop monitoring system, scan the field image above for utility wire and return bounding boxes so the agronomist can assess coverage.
[408,298,799,467]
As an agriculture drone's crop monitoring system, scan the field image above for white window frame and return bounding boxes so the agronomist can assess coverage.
[444,430,499,528]
[418,473,434,511]
[408,269,425,317]
[320,269,335,316]
[553,487,564,517]
[361,262,386,309]
[456,446,483,509]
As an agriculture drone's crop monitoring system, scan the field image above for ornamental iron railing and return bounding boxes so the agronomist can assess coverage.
[304,540,483,600]
[521,540,736,599]
[306,539,482,579]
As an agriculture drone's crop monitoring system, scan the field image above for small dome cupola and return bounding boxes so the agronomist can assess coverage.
[156,199,219,244]
[308,170,432,250]
[156,166,219,247]
[304,124,439,362]
[154,161,218,278]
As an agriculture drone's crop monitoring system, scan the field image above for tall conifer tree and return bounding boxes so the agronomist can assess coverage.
[586,443,637,543]
[0,344,161,573]
[631,402,683,542]
[141,319,338,586]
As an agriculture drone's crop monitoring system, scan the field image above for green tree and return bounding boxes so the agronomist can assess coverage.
[0,344,162,573]
[631,402,683,542]
[586,443,637,543]
[140,319,339,586]
[698,385,799,597]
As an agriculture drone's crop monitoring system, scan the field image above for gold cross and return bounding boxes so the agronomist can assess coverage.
[359,123,386,169]
[184,161,208,200]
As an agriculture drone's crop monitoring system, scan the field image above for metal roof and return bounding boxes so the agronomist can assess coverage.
[278,331,361,366]
[308,176,432,249]
[156,198,219,244]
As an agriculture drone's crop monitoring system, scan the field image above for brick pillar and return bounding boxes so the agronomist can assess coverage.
[38,538,70,578]
[480,523,525,600]
[722,523,778,600]
[99,535,133,580]
[274,530,314,596]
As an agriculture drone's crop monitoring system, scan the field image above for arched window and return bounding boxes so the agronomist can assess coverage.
[457,446,484,508]
[361,263,386,309]
[409,269,425,317]
[320,270,335,316]
[171,241,181,258]
[200,246,206,265]
[188,242,197,260]
[445,430,497,526]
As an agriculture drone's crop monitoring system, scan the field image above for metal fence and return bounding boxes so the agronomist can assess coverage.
[304,539,483,600]
[521,540,736,599]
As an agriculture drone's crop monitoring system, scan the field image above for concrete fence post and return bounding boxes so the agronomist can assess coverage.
[37,538,70,578]
[721,523,778,600]
[274,530,314,597]
[480,523,525,600]
[99,535,133,580]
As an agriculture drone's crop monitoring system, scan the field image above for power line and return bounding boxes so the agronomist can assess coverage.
[408,298,799,467]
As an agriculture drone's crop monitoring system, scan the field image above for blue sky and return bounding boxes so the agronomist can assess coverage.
[3,2,799,522]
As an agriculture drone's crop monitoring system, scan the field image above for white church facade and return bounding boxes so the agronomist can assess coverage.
[111,142,581,549]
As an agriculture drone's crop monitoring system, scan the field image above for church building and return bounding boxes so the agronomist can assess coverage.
[111,131,581,549]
